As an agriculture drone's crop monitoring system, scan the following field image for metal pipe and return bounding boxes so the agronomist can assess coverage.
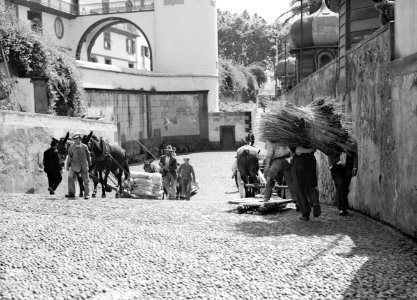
[299,0,303,83]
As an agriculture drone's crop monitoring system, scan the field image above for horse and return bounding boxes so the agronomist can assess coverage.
[88,135,130,198]
[236,144,261,198]
[53,131,93,197]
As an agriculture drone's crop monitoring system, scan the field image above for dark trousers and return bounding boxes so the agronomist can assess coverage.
[292,153,319,216]
[264,158,297,203]
[330,165,352,210]
[46,171,62,191]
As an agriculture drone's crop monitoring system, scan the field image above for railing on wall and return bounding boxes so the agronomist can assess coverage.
[10,0,154,16]
[79,0,154,15]
[12,0,77,15]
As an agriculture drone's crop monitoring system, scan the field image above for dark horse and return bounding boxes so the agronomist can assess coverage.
[236,144,260,198]
[53,131,93,197]
[88,135,130,198]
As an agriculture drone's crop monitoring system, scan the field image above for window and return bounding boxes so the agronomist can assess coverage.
[128,62,134,68]
[54,17,64,39]
[104,31,111,50]
[27,11,42,32]
[126,39,136,55]
[105,58,111,65]
[317,52,333,69]
[141,46,149,57]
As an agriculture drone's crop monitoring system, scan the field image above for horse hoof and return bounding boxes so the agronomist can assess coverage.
[92,194,96,198]
[101,194,106,198]
[115,193,120,199]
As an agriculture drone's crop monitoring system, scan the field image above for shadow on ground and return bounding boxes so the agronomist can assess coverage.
[232,207,417,299]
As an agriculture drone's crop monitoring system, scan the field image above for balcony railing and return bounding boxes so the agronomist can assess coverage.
[16,0,77,15]
[9,0,154,16]
[79,0,154,15]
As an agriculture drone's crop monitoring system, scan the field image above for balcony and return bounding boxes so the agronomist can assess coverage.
[9,0,77,15]
[79,0,154,15]
[8,0,154,16]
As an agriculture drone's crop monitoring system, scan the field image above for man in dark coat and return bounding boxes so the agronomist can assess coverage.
[328,146,358,216]
[246,130,255,146]
[43,140,62,195]
[291,146,321,221]
[159,145,178,200]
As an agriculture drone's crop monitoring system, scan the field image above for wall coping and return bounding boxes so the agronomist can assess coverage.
[346,22,393,56]
[0,110,115,126]
[391,52,417,76]
[76,61,219,78]
[283,57,338,96]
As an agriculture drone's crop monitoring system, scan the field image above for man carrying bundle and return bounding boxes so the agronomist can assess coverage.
[263,141,297,205]
[291,146,321,221]
[328,146,358,216]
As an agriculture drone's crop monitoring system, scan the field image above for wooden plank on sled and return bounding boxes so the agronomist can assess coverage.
[228,198,293,205]
[245,183,289,189]
[236,198,294,214]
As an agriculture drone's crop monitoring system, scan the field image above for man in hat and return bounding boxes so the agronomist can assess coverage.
[43,140,63,195]
[178,156,196,200]
[159,145,178,200]
[65,133,91,199]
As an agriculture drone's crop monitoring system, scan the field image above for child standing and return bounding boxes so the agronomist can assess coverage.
[178,157,196,200]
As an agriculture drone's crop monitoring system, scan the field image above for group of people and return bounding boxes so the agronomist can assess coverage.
[43,133,92,199]
[263,141,358,220]
[158,145,197,200]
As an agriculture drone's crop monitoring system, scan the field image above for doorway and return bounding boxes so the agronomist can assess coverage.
[220,126,235,150]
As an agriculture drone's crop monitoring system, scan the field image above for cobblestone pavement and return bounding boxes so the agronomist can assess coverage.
[1,151,417,300]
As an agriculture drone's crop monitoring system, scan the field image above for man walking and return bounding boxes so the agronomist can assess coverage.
[43,140,62,195]
[178,157,196,200]
[292,146,321,220]
[329,147,358,216]
[159,145,178,200]
[65,133,91,199]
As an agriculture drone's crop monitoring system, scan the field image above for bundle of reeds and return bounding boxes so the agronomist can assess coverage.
[259,97,357,156]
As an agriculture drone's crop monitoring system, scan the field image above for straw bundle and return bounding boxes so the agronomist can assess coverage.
[259,97,356,157]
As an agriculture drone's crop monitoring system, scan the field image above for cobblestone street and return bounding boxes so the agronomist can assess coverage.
[1,151,417,300]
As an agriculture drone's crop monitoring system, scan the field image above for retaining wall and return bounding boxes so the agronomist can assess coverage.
[0,111,117,195]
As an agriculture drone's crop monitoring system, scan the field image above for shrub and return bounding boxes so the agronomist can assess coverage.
[0,7,84,116]
[219,57,259,102]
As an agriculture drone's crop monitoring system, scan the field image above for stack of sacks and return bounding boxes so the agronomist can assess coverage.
[129,171,153,197]
[150,172,163,198]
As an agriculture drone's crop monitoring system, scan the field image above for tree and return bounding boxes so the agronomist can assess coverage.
[218,9,275,69]
[283,0,340,24]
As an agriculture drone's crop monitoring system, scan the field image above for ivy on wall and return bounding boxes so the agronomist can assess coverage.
[0,7,84,116]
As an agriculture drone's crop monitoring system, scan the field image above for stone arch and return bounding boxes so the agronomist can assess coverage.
[75,17,153,70]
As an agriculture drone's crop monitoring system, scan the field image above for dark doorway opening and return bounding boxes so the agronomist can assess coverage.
[220,126,235,150]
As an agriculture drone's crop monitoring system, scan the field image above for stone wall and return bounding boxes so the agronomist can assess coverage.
[208,112,248,148]
[84,90,209,161]
[0,111,117,194]
[278,23,417,238]
[279,56,340,206]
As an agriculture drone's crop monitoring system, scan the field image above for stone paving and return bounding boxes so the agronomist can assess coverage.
[1,151,417,300]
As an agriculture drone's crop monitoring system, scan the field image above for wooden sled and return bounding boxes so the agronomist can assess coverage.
[233,198,294,214]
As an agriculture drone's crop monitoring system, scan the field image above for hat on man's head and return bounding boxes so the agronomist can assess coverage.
[72,133,81,139]
[183,156,190,161]
[165,145,174,152]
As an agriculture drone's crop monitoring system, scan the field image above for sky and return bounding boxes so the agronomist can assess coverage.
[216,0,292,24]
